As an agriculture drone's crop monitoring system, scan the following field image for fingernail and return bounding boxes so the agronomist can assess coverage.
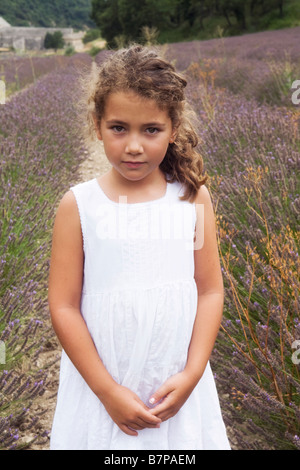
[149,397,155,404]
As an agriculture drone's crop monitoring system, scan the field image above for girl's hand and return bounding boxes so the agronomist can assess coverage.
[148,371,196,422]
[101,384,162,436]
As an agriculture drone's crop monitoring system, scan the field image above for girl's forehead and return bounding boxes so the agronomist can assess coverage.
[103,91,170,121]
[106,90,158,108]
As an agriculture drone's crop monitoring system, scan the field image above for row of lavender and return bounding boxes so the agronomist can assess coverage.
[166,29,300,450]
[166,27,300,108]
[0,53,92,448]
[0,53,91,97]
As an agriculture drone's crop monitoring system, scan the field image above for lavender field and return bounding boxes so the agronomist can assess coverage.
[166,27,300,450]
[0,53,92,98]
[0,53,92,448]
[1,27,300,450]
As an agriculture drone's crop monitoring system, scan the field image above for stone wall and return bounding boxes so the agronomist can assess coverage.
[0,26,74,51]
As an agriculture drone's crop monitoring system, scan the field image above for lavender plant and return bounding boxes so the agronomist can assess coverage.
[0,54,92,449]
[166,27,300,107]
[181,61,299,449]
[0,53,91,98]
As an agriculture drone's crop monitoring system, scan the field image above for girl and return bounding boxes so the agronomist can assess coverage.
[48,45,231,450]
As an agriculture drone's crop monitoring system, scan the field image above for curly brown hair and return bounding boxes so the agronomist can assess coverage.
[81,44,207,202]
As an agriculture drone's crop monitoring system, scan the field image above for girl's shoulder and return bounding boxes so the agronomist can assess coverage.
[193,184,212,205]
[166,178,190,202]
[70,178,97,196]
[55,178,97,222]
[192,184,215,226]
[55,189,79,222]
[170,180,211,207]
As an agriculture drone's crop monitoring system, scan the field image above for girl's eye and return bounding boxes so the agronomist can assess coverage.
[112,126,125,133]
[146,127,159,135]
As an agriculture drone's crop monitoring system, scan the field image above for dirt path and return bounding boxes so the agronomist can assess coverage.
[28,143,110,450]
[78,142,111,182]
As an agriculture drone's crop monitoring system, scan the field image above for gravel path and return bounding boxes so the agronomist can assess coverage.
[28,143,110,450]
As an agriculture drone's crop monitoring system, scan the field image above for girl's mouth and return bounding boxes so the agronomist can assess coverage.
[123,162,145,168]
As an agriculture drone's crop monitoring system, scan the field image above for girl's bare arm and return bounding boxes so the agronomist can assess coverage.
[149,185,224,419]
[48,191,161,435]
[184,184,224,382]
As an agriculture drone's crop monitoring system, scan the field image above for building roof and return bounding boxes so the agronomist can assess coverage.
[0,17,11,28]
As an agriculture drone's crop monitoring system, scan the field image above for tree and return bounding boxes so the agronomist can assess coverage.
[219,0,247,31]
[91,0,177,46]
[90,0,289,45]
[90,0,122,47]
[44,32,54,49]
[44,31,65,50]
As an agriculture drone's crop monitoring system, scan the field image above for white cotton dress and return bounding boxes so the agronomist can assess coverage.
[50,177,231,450]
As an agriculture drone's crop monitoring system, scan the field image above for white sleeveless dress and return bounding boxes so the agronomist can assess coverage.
[50,177,230,450]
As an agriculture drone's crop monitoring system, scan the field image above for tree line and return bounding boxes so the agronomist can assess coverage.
[0,0,94,28]
[91,0,289,47]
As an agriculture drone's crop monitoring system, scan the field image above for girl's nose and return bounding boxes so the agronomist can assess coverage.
[125,135,143,155]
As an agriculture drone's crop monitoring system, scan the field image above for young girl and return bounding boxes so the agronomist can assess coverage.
[48,45,231,450]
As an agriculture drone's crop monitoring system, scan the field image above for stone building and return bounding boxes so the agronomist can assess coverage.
[0,17,75,51]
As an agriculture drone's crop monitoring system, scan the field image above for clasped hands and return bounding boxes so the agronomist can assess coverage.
[101,370,196,436]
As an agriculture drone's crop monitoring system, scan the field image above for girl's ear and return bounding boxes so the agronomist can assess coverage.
[169,128,177,144]
[92,114,102,140]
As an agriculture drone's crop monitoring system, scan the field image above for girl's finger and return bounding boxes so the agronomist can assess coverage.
[149,383,171,406]
[139,407,162,425]
[128,421,145,430]
[137,417,161,428]
[149,395,176,420]
[120,424,138,436]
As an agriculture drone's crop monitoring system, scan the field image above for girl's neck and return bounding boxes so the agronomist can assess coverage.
[98,168,167,204]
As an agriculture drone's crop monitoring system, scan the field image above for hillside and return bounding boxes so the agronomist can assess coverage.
[0,0,95,29]
[2,0,300,43]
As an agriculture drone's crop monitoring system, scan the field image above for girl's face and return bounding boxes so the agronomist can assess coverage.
[95,91,176,183]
